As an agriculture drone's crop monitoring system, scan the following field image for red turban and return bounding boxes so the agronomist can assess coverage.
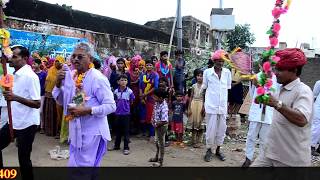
[275,48,307,69]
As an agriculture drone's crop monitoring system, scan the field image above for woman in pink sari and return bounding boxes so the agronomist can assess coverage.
[102,56,117,79]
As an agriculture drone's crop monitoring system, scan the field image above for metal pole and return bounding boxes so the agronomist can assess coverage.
[168,9,178,59]
[177,0,183,51]
[219,0,223,9]
[217,0,224,50]
[217,32,222,50]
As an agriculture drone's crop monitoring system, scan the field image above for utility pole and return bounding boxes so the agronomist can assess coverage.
[210,0,234,50]
[217,0,224,50]
[177,0,183,51]
[168,9,177,59]
[219,0,223,9]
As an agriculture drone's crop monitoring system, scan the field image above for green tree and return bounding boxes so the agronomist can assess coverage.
[184,49,211,88]
[223,24,255,52]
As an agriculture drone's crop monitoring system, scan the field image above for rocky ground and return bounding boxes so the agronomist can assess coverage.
[2,122,319,167]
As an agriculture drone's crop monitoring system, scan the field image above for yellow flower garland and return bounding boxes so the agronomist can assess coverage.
[0,28,13,58]
[66,62,94,121]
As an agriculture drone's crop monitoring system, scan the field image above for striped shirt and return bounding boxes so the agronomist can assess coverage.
[153,100,169,123]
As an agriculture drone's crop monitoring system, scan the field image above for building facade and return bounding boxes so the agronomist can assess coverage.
[145,16,214,55]
[4,0,190,59]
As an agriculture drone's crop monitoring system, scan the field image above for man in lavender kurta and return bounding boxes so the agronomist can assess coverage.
[53,42,116,167]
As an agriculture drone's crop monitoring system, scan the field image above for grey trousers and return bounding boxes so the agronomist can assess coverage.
[155,125,168,161]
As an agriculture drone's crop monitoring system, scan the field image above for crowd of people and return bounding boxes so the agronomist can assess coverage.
[0,42,320,179]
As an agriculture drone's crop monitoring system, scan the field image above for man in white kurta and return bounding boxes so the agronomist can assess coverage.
[311,80,320,156]
[242,72,279,167]
[202,50,231,162]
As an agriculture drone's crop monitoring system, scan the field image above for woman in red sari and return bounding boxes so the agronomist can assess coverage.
[130,64,141,135]
[139,60,159,141]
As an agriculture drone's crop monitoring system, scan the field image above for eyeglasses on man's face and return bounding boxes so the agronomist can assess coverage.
[71,54,87,60]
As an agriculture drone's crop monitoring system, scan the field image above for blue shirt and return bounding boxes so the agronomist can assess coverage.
[36,71,47,96]
[114,87,135,115]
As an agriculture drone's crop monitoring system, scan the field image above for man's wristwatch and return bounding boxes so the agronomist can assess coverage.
[275,100,283,110]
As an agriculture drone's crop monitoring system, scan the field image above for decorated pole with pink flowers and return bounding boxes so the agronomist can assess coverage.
[0,0,14,142]
[255,0,291,104]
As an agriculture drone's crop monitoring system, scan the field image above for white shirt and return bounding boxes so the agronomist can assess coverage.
[313,80,320,121]
[11,65,41,130]
[202,67,231,115]
[248,72,280,124]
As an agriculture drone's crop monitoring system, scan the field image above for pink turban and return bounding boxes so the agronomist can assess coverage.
[132,55,142,62]
[211,50,227,61]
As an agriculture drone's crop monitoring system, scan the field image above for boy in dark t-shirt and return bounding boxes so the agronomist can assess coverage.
[170,91,186,147]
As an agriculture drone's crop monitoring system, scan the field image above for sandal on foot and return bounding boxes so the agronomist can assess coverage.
[179,142,185,148]
[165,141,170,147]
[193,144,201,148]
[148,157,158,162]
[123,150,130,155]
[151,162,162,167]
[55,135,60,139]
[216,152,226,161]
[204,149,213,162]
[172,142,179,146]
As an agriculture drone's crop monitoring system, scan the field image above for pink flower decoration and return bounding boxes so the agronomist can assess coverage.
[263,61,271,72]
[271,55,280,63]
[272,7,282,18]
[273,23,281,32]
[257,87,265,95]
[269,37,278,47]
[281,8,288,14]
[266,79,273,88]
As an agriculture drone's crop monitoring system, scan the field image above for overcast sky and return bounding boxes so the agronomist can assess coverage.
[41,0,320,48]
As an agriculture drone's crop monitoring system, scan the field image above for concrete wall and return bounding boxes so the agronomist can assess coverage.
[6,17,172,59]
[145,16,213,49]
[300,58,320,89]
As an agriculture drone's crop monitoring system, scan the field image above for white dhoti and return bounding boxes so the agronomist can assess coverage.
[311,117,320,147]
[205,114,227,149]
[245,121,270,161]
[0,107,8,129]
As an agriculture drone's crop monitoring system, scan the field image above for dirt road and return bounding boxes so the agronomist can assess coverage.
[3,133,248,167]
[3,124,319,167]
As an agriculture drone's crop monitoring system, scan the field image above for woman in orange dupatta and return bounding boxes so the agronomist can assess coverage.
[42,56,65,137]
